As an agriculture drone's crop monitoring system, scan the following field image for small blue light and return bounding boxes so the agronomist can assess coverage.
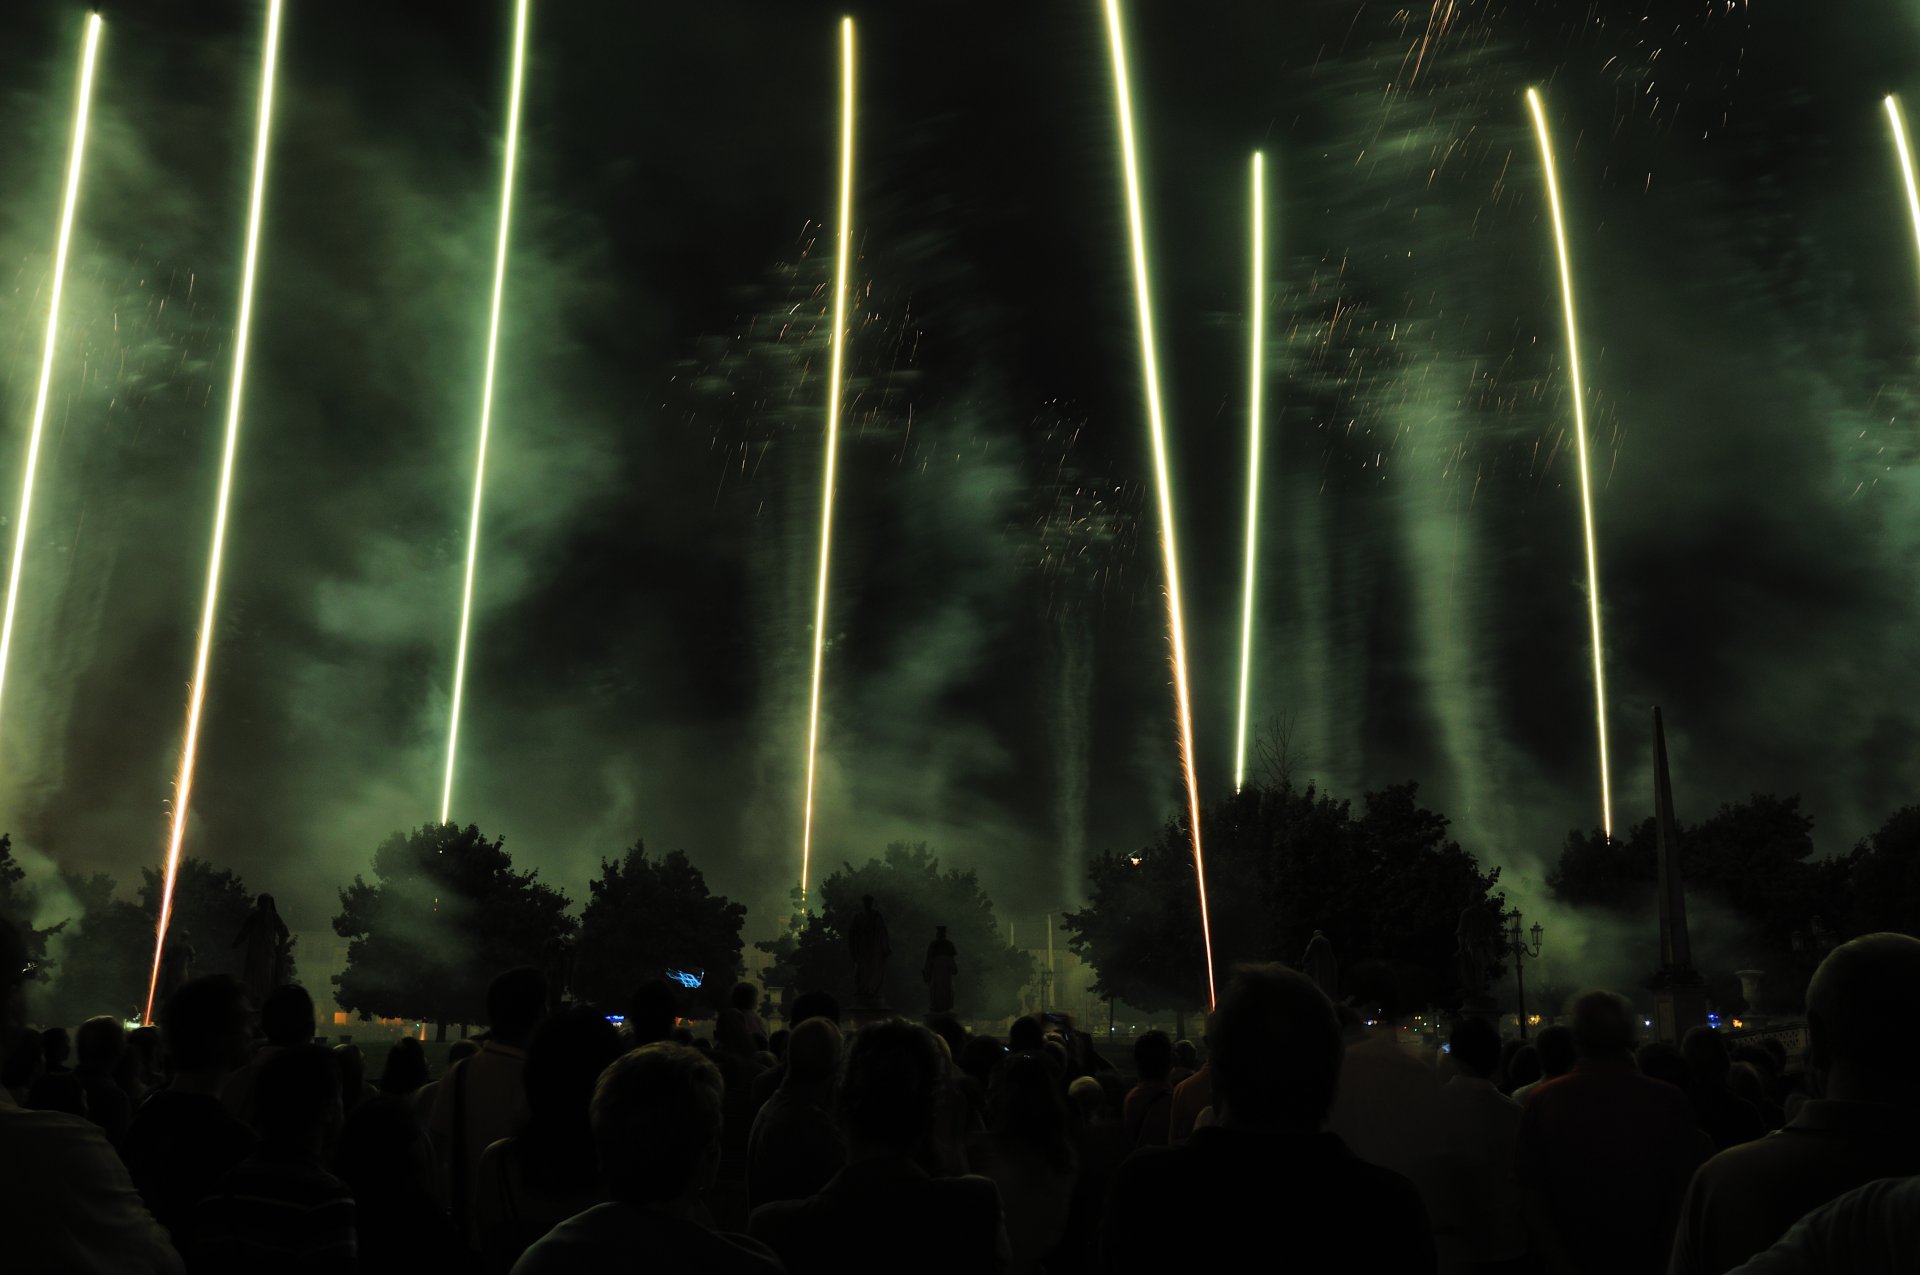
[666,967,705,990]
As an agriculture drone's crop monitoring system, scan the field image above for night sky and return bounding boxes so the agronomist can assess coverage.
[1,0,1917,981]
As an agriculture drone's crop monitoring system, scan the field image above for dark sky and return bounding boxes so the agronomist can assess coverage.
[1,0,1917,978]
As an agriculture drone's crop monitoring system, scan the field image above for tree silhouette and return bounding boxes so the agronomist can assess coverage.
[572,843,746,1013]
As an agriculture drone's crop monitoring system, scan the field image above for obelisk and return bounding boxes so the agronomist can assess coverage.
[1652,706,1709,1042]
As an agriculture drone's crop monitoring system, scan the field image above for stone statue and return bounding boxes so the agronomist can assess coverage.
[923,925,959,1015]
[232,893,289,1006]
[847,894,891,1007]
[1299,930,1337,999]
[1453,904,1501,1000]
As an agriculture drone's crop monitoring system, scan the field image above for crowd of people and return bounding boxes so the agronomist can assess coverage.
[4,913,1920,1273]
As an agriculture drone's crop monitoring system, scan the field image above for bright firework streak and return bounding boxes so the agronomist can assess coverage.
[1232,151,1266,794]
[145,0,283,1025]
[1526,87,1612,839]
[799,17,856,908]
[1884,97,1920,297]
[0,15,103,736]
[1101,0,1217,1006]
[441,0,531,825]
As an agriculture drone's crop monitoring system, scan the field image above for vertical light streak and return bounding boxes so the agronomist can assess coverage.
[1232,151,1266,794]
[799,17,856,908]
[440,0,530,825]
[1885,96,1920,297]
[0,15,103,734]
[146,0,283,1024]
[1527,86,1612,839]
[1102,0,1216,1007]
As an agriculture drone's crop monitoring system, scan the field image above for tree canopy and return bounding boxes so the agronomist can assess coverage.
[333,823,574,1027]
[1847,806,1920,940]
[0,835,63,978]
[572,842,746,1012]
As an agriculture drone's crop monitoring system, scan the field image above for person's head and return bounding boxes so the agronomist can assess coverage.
[626,978,680,1046]
[76,1015,126,1072]
[1566,990,1636,1061]
[837,1019,948,1156]
[1210,963,1343,1133]
[256,1044,342,1153]
[990,1050,1075,1167]
[714,1008,755,1057]
[1681,1025,1732,1086]
[487,966,548,1046]
[1007,1015,1044,1054]
[1447,1016,1502,1080]
[522,1006,625,1186]
[1173,1038,1199,1070]
[1133,1030,1174,1084]
[1729,1060,1768,1108]
[959,1034,1007,1089]
[768,1028,791,1060]
[786,989,840,1028]
[861,894,875,911]
[783,1016,843,1094]
[447,1038,481,1068]
[337,1094,435,1200]
[1805,932,1920,1103]
[1505,1043,1542,1091]
[594,1042,724,1205]
[927,1014,966,1062]
[1637,1040,1690,1091]
[730,981,760,1013]
[1067,1074,1106,1124]
[257,893,276,914]
[379,1036,430,1095]
[1758,1037,1789,1075]
[1495,1036,1527,1088]
[40,1024,71,1068]
[335,1044,367,1103]
[2,1026,43,1092]
[260,984,316,1048]
[1533,1024,1578,1077]
[161,975,252,1075]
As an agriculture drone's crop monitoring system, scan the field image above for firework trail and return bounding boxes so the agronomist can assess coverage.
[1233,151,1267,794]
[1526,86,1612,839]
[1100,0,1216,1006]
[1885,97,1920,302]
[146,0,283,1024]
[441,0,531,825]
[0,15,102,745]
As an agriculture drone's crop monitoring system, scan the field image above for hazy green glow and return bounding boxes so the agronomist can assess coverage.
[148,0,282,1025]
[1102,0,1216,1007]
[1885,96,1920,299]
[0,15,102,738]
[442,0,531,825]
[1527,86,1612,839]
[800,16,856,908]
[1233,151,1266,794]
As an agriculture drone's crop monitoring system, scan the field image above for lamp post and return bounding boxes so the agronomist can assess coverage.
[1508,909,1545,1039]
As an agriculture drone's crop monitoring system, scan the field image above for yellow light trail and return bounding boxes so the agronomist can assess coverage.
[1884,96,1920,298]
[441,0,530,825]
[1232,151,1266,794]
[799,17,856,908]
[146,0,283,1025]
[1102,0,1216,1007]
[0,15,103,738]
[1527,86,1612,839]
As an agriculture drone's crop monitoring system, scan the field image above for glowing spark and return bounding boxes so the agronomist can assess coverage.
[0,15,102,736]
[1102,0,1216,1007]
[441,0,530,825]
[1884,96,1920,299]
[800,16,856,908]
[146,0,282,1025]
[1233,151,1266,794]
[1527,87,1612,839]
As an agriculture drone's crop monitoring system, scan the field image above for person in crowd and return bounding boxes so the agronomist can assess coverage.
[733,980,771,1051]
[510,1042,784,1274]
[747,1015,845,1209]
[1671,932,1920,1274]
[378,1035,430,1098]
[189,1044,355,1273]
[30,1021,87,1114]
[1495,1037,1529,1094]
[222,983,315,1127]
[1328,1008,1441,1212]
[1429,1015,1524,1275]
[4,1023,43,1103]
[1681,1027,1766,1151]
[121,1024,164,1109]
[0,917,183,1274]
[337,1094,462,1275]
[1639,1040,1693,1092]
[72,1014,132,1146]
[1502,1043,1542,1098]
[1514,989,1708,1274]
[1167,1015,1215,1145]
[1720,1174,1920,1273]
[121,975,259,1248]
[958,1034,1009,1126]
[1511,1024,1574,1103]
[431,966,548,1235]
[474,1005,625,1272]
[968,1051,1076,1275]
[751,989,840,1108]
[411,1036,477,1124]
[751,1019,1007,1274]
[334,1042,380,1115]
[1007,1014,1044,1055]
[1103,964,1434,1273]
[1122,1030,1175,1149]
[1168,1038,1198,1090]
[710,1006,772,1227]
[1728,1044,1786,1129]
[624,977,681,1049]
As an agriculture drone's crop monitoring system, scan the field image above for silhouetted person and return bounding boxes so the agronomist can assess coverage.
[1168,1014,1216,1145]
[1329,1009,1442,1213]
[750,989,839,1109]
[1123,1030,1175,1149]
[1503,1044,1542,1097]
[1681,1027,1766,1152]
[222,983,316,1129]
[231,894,289,1006]
[190,1043,354,1273]
[1720,1174,1920,1272]
[624,978,681,1048]
[410,1037,477,1126]
[1007,1015,1044,1055]
[510,1043,784,1273]
[73,1014,132,1147]
[1511,1024,1574,1103]
[732,981,770,1051]
[475,1006,625,1272]
[121,1025,163,1110]
[1640,1040,1693,1092]
[0,916,182,1274]
[709,1007,771,1229]
[969,1051,1076,1275]
[29,1022,86,1114]
[378,1035,430,1098]
[122,975,259,1250]
[1103,964,1435,1274]
[337,1094,461,1275]
[1429,1015,1524,1274]
[1515,990,1708,1274]
[3,1023,43,1103]
[1671,933,1920,1274]
[747,1016,845,1209]
[751,1019,1008,1274]
[335,1043,378,1115]
[432,966,548,1238]
[923,925,959,1015]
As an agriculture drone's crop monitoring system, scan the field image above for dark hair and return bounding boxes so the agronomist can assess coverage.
[1447,1016,1502,1079]
[519,1006,625,1192]
[1211,964,1342,1130]
[447,1039,481,1067]
[161,975,250,1072]
[786,989,840,1028]
[1806,933,1920,1074]
[784,1018,842,1089]
[989,1051,1076,1171]
[335,1044,368,1112]
[1681,1025,1732,1085]
[730,981,760,1012]
[1637,1040,1690,1091]
[76,1015,126,1070]
[2,1026,43,1090]
[260,985,316,1048]
[1173,1039,1199,1069]
[593,1043,723,1204]
[1007,1015,1044,1054]
[337,1094,433,1201]
[256,1044,341,1148]
[378,1036,430,1096]
[927,1014,967,1061]
[959,1035,1007,1090]
[768,1028,791,1060]
[1533,1024,1577,1077]
[626,979,680,1047]
[1566,991,1636,1059]
[488,967,548,1044]
[1133,1030,1174,1083]
[837,1020,947,1153]
[41,1025,71,1067]
[1505,1043,1542,1092]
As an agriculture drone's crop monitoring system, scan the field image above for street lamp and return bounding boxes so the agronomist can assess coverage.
[1508,909,1545,1039]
